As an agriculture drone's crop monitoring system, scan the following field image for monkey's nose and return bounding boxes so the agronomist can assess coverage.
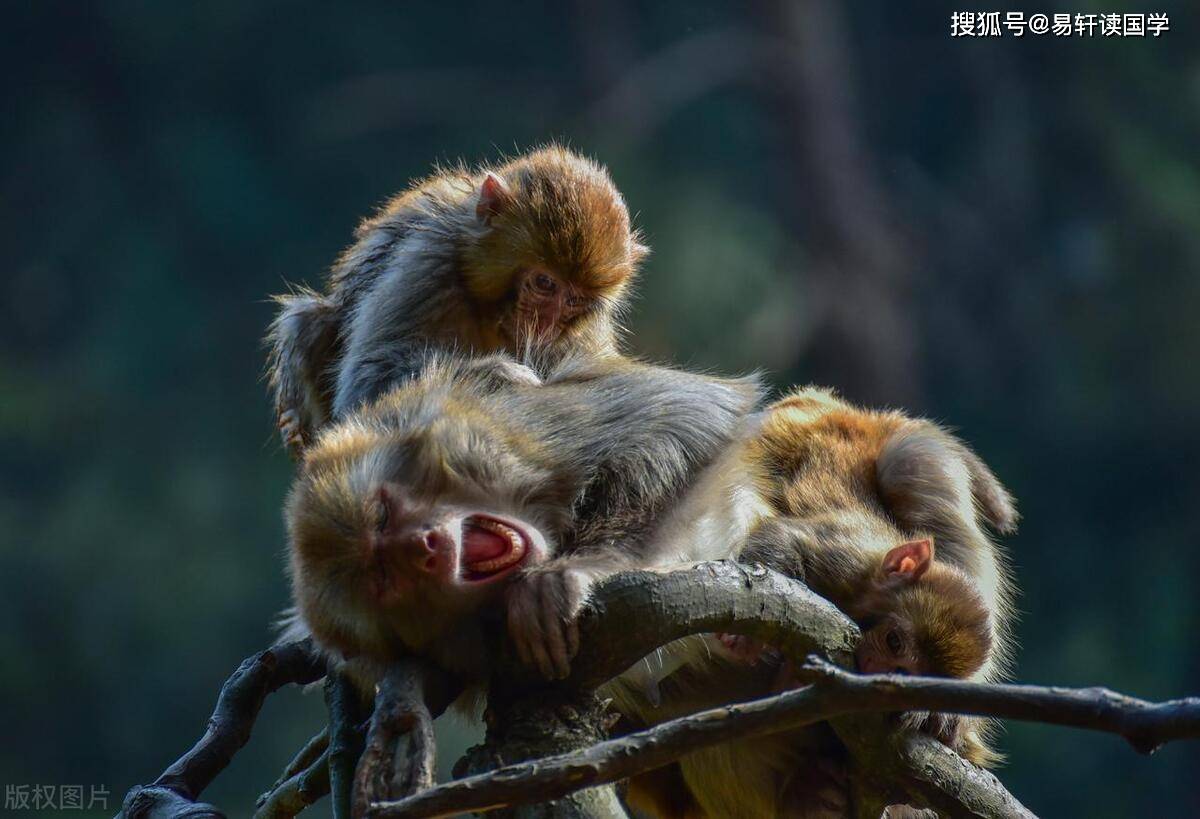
[411,529,452,574]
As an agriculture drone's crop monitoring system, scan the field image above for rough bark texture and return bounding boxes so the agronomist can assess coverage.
[369,565,1041,818]
[253,746,331,819]
[124,564,1200,819]
[326,670,369,819]
[121,639,325,819]
[353,659,460,816]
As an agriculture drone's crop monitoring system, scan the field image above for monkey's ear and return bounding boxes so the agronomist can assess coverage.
[881,539,933,582]
[476,173,512,223]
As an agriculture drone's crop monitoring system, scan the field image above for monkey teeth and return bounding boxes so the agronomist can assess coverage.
[462,516,527,576]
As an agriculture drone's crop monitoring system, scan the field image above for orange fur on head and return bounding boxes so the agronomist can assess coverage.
[463,146,647,303]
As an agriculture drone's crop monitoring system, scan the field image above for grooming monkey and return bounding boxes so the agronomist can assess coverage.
[617,386,1017,818]
[281,353,761,690]
[267,146,647,456]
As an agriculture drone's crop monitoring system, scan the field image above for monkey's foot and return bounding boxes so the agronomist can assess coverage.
[278,409,306,456]
[781,754,850,818]
[507,566,596,680]
[901,709,962,749]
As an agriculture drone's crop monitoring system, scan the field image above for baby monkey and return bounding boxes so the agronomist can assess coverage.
[268,145,647,455]
[741,387,1014,689]
[622,387,1016,818]
[281,353,760,691]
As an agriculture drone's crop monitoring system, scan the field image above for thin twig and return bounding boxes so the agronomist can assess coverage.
[369,656,1199,818]
[254,729,331,819]
[795,657,1200,754]
[260,729,329,802]
[121,639,325,818]
[253,747,332,819]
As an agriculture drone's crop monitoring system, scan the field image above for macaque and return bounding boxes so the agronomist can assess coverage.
[618,386,1018,818]
[280,353,761,691]
[267,145,647,455]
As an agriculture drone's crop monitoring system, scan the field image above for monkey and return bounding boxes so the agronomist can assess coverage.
[280,352,762,693]
[266,145,647,456]
[612,386,1017,818]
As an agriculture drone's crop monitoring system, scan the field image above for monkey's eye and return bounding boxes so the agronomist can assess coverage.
[532,272,558,294]
[885,628,904,655]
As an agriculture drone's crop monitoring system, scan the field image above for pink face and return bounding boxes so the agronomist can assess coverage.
[513,268,592,342]
[364,483,544,606]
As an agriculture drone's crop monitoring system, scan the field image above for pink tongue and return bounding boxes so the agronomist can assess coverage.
[462,525,509,564]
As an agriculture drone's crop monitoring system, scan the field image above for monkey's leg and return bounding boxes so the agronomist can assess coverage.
[267,291,339,458]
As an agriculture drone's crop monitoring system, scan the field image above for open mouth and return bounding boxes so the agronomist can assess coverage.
[461,514,529,581]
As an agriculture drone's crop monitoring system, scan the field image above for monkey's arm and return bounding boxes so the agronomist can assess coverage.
[339,346,543,419]
[267,290,341,457]
[739,514,880,609]
[506,469,685,680]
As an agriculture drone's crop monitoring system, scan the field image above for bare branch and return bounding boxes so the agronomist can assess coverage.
[253,746,331,819]
[403,563,1032,818]
[326,670,369,819]
[369,655,1199,818]
[563,561,859,690]
[353,659,461,816]
[122,639,325,818]
[795,657,1200,754]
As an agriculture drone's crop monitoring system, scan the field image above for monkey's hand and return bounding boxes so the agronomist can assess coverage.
[781,753,850,818]
[460,354,542,389]
[506,562,604,680]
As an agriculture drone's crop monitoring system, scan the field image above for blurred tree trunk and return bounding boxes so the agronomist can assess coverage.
[750,0,923,409]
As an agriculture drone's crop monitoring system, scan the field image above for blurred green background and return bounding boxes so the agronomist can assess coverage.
[3,2,1198,817]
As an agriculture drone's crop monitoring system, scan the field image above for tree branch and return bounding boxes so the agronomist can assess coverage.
[566,561,860,690]
[423,562,1033,818]
[253,729,331,818]
[253,745,331,819]
[369,656,1199,818]
[121,639,326,818]
[127,564,1198,819]
[353,659,461,817]
[326,670,369,819]
[794,658,1200,753]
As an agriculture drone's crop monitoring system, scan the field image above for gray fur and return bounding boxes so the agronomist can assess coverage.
[265,156,633,455]
[286,350,763,683]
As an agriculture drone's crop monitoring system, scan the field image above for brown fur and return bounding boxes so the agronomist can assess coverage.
[461,146,646,301]
[281,353,761,691]
[621,386,1017,816]
[267,145,647,455]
